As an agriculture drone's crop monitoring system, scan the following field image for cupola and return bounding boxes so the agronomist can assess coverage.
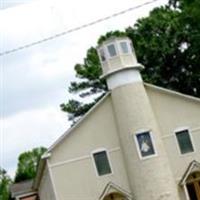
[97,37,143,78]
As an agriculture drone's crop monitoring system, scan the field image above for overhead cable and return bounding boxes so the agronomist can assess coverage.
[0,0,160,56]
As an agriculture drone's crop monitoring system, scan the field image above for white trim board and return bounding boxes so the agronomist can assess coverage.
[16,192,37,200]
[144,83,200,103]
[161,126,200,139]
[49,147,120,168]
[179,160,200,185]
[47,160,59,200]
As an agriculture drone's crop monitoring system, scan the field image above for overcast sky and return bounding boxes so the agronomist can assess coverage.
[0,0,168,177]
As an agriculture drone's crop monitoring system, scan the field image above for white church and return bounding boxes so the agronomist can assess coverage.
[11,37,200,200]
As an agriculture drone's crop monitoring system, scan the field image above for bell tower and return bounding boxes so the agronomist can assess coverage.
[97,37,180,200]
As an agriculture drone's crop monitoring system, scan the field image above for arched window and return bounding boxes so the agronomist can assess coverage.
[186,171,200,200]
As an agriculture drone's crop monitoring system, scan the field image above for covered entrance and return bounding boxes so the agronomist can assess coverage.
[103,192,127,200]
[179,160,200,200]
[186,172,200,200]
[99,182,133,200]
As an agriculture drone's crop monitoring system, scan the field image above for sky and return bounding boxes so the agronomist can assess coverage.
[0,0,168,177]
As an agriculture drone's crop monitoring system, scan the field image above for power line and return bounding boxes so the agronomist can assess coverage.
[0,0,160,56]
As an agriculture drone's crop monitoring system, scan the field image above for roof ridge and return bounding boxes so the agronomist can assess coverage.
[144,83,200,103]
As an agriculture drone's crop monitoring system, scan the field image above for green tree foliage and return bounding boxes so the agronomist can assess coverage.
[60,32,124,122]
[14,147,47,183]
[126,4,199,95]
[61,0,200,122]
[60,47,108,122]
[0,168,12,200]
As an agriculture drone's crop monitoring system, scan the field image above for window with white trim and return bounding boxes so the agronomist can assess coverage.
[134,131,157,159]
[92,150,112,176]
[120,41,129,54]
[175,129,194,154]
[107,44,117,57]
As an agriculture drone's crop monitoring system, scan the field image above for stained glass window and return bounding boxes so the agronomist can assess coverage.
[135,131,156,158]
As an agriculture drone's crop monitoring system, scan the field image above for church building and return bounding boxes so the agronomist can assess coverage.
[12,37,200,200]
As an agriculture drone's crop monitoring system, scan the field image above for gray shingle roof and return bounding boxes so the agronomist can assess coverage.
[10,180,34,198]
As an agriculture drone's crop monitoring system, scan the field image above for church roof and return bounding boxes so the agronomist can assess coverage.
[144,83,200,103]
[10,180,35,198]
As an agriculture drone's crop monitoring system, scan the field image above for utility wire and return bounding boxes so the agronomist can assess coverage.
[0,0,160,56]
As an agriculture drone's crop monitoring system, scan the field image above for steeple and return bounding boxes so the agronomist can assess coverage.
[97,37,180,200]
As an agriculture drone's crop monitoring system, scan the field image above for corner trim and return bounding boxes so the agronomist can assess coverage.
[47,160,59,200]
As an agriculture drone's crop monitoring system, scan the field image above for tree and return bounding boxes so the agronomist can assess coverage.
[61,0,200,122]
[60,32,125,122]
[126,5,200,96]
[0,168,12,200]
[14,147,47,183]
[60,47,108,123]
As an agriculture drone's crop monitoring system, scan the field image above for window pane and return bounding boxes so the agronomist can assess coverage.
[99,49,106,62]
[136,132,155,157]
[120,42,129,53]
[176,130,194,154]
[93,151,111,176]
[107,44,117,57]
